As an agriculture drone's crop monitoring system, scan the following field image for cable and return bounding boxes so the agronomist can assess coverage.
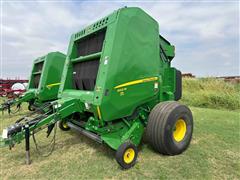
[32,102,58,157]
[32,122,57,157]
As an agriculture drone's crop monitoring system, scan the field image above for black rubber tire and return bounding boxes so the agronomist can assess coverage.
[147,101,193,155]
[28,104,36,111]
[28,100,36,111]
[116,142,138,169]
[59,121,70,131]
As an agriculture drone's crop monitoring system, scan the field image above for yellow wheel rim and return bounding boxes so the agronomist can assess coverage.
[173,119,187,142]
[123,148,135,164]
[62,122,68,129]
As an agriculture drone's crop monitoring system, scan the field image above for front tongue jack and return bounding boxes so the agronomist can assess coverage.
[25,124,31,165]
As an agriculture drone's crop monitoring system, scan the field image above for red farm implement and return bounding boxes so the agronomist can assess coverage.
[0,79,28,98]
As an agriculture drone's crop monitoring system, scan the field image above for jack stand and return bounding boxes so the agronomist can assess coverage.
[7,103,11,114]
[25,124,31,165]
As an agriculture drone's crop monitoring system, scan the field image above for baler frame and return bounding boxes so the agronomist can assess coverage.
[0,7,193,169]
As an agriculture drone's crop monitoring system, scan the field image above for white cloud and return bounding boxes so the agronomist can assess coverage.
[1,1,239,78]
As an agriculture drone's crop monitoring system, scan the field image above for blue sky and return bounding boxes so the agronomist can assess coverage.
[1,0,239,78]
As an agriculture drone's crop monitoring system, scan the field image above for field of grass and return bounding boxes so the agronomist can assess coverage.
[181,78,240,110]
[0,105,239,179]
[0,78,239,179]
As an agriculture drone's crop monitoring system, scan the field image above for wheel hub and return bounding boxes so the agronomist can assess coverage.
[123,148,135,164]
[173,119,187,142]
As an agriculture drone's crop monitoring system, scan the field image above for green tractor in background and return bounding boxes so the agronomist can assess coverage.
[0,52,66,114]
[0,7,193,169]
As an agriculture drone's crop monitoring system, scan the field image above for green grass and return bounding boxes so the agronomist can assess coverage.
[0,106,239,179]
[181,78,240,110]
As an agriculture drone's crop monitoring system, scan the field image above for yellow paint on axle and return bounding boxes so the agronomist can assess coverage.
[114,77,158,89]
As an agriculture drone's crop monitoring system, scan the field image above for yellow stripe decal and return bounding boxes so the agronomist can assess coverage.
[46,82,61,88]
[97,106,102,120]
[114,77,158,89]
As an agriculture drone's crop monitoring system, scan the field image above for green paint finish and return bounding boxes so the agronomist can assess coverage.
[3,52,66,109]
[1,8,181,151]
[101,118,144,149]
[60,7,177,117]
[61,7,179,149]
[28,51,66,102]
[18,89,36,103]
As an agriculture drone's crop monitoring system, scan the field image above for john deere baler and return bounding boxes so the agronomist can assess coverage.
[0,7,193,169]
[0,52,66,113]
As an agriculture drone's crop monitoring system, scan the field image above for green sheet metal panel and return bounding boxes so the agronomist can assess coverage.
[60,7,176,122]
[28,52,66,102]
[100,7,161,121]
